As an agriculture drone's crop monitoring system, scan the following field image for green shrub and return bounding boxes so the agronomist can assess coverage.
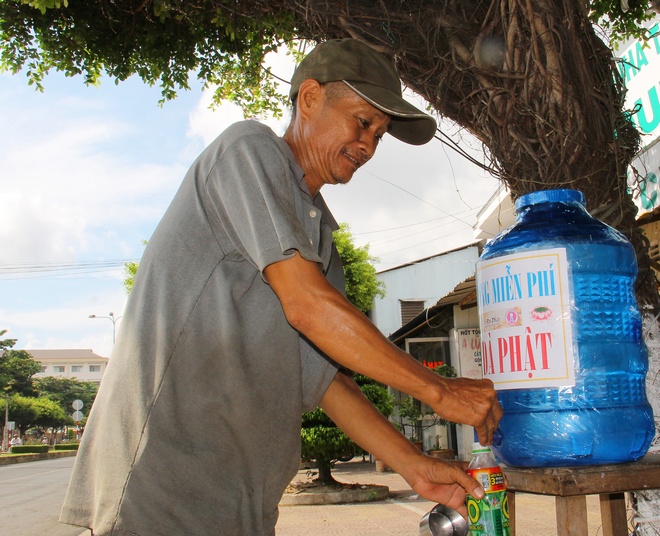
[9,444,49,454]
[52,443,79,451]
[53,443,78,450]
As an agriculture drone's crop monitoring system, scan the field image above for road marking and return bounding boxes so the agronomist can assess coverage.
[386,497,429,515]
[0,468,63,483]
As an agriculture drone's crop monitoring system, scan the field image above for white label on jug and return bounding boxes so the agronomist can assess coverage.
[476,248,575,390]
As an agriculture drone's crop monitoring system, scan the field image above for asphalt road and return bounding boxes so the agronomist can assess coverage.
[0,456,86,536]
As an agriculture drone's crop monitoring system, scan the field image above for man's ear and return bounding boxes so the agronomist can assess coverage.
[296,79,324,119]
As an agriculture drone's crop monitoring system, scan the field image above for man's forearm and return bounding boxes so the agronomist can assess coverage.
[319,371,420,474]
[266,252,443,402]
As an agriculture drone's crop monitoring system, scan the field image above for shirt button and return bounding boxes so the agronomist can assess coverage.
[309,210,317,218]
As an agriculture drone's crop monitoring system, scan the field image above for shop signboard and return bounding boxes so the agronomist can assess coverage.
[617,17,660,215]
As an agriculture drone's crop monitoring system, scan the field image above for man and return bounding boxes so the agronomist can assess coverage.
[60,39,502,535]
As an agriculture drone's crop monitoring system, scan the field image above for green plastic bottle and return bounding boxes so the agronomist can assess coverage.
[465,442,510,536]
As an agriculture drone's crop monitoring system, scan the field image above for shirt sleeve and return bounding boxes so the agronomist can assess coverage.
[199,123,322,272]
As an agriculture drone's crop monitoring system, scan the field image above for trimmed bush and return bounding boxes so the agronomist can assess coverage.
[9,444,49,454]
[52,443,79,451]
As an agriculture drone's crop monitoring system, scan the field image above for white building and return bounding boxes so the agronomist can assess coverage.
[370,243,482,337]
[29,349,109,385]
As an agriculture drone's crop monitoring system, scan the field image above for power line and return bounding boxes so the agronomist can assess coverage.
[0,260,135,281]
[360,169,481,231]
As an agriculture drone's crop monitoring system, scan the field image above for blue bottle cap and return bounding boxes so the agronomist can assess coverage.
[515,189,585,211]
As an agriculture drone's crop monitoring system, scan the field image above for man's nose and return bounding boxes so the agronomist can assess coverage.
[360,132,379,160]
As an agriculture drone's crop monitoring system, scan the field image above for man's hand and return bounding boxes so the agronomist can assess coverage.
[319,373,488,519]
[432,377,502,445]
[400,457,484,519]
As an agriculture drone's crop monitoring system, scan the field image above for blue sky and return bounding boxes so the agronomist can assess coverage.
[0,55,498,357]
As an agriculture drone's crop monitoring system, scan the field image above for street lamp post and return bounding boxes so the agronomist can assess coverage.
[89,312,122,344]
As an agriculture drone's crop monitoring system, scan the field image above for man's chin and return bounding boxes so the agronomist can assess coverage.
[332,174,353,186]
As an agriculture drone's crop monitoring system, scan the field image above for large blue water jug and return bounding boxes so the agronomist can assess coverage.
[476,189,654,467]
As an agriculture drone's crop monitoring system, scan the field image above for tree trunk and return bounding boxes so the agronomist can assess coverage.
[316,459,338,485]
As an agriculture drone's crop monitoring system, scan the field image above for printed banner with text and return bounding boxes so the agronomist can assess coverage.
[476,248,575,390]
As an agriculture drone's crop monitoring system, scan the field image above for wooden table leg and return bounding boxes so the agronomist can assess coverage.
[599,492,627,536]
[507,491,516,536]
[555,495,588,536]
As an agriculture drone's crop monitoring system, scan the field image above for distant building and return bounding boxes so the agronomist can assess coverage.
[29,349,109,385]
[370,243,482,338]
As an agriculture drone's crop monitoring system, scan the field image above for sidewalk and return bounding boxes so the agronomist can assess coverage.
[0,449,77,465]
[276,459,602,535]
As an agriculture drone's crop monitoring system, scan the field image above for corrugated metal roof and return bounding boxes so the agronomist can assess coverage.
[428,275,476,310]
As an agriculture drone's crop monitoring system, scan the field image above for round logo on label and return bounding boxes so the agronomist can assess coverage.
[467,497,480,523]
[505,309,519,325]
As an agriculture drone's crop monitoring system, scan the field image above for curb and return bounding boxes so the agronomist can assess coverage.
[280,484,389,506]
[0,450,77,465]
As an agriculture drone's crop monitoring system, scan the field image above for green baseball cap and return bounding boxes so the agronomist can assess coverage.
[289,39,437,145]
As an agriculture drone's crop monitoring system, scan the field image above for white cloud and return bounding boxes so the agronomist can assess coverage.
[0,190,84,264]
[1,283,127,357]
[186,87,290,148]
[0,73,187,351]
[185,45,297,147]
[0,76,187,265]
[186,91,246,147]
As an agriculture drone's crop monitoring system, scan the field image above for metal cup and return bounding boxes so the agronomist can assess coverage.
[419,504,469,536]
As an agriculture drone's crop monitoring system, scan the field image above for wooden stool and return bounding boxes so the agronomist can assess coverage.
[504,452,660,536]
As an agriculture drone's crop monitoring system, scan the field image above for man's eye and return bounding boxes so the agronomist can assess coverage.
[359,118,369,128]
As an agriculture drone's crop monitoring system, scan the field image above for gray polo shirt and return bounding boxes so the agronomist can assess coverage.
[60,120,342,535]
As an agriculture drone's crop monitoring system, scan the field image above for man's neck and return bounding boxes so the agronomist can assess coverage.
[283,129,321,197]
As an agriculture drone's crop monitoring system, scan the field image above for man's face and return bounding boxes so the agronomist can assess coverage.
[302,84,391,194]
